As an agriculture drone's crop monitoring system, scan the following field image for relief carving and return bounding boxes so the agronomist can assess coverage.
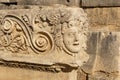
[0,15,28,53]
[34,6,88,56]
[0,5,89,72]
[32,31,54,54]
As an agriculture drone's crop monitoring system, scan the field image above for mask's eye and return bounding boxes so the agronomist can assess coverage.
[68,33,74,37]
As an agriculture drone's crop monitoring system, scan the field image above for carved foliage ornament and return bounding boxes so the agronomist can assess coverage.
[0,6,89,71]
[34,6,88,56]
[0,16,27,53]
[0,6,88,55]
[0,15,54,54]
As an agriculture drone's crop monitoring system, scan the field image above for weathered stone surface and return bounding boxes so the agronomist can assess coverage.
[82,0,120,7]
[0,5,89,67]
[0,5,89,80]
[85,8,120,31]
[0,66,70,80]
[77,68,87,80]
[0,1,120,80]
[88,72,118,80]
[16,0,80,6]
[0,0,16,3]
[82,32,120,80]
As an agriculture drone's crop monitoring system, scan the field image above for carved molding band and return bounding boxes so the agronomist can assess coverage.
[0,59,77,73]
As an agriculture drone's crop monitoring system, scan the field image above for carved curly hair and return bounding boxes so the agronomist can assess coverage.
[54,7,88,51]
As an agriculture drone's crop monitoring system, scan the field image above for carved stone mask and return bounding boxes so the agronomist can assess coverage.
[62,26,81,53]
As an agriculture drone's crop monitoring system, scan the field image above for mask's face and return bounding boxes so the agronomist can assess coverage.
[63,27,83,53]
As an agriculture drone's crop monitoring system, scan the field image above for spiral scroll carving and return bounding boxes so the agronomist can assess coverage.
[0,15,54,54]
[32,31,54,54]
[1,19,14,34]
[0,16,28,53]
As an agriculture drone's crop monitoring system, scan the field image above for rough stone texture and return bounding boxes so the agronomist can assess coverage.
[16,0,80,6]
[0,5,89,67]
[0,0,16,3]
[82,0,120,7]
[82,32,120,80]
[2,0,120,7]
[0,1,120,80]
[77,68,87,80]
[0,5,89,80]
[0,66,69,80]
[84,8,120,31]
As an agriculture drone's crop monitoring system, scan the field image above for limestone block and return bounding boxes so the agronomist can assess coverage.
[16,0,80,6]
[82,32,120,80]
[84,8,120,31]
[0,0,16,3]
[0,66,69,80]
[0,5,89,80]
[82,0,120,7]
[1,3,120,80]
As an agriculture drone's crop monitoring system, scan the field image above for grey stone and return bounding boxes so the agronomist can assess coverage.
[16,0,80,6]
[82,0,120,7]
[82,32,120,80]
[0,0,16,3]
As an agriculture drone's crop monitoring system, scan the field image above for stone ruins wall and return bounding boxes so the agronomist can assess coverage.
[0,0,120,80]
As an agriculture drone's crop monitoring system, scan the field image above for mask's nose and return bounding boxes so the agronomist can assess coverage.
[74,33,79,42]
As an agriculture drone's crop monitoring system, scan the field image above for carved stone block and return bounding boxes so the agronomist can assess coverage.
[0,3,119,80]
[0,5,89,80]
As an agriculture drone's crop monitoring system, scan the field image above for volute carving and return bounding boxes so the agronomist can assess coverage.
[0,5,89,72]
[33,6,88,56]
[0,15,28,53]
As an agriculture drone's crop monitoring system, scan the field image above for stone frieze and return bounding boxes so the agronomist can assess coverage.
[0,5,89,72]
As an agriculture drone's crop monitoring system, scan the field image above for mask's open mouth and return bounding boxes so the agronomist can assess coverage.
[73,42,79,46]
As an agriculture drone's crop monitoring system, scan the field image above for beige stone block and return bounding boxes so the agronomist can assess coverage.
[0,66,70,80]
[0,0,16,3]
[85,8,120,31]
[83,32,120,80]
[82,0,120,7]
[0,5,89,80]
[16,0,80,6]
